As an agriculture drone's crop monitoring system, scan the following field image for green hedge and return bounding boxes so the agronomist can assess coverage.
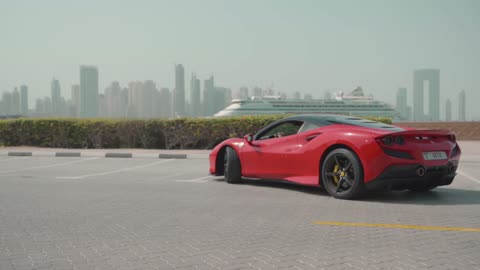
[0,116,392,149]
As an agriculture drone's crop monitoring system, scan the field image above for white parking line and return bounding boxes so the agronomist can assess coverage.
[0,157,100,174]
[175,175,216,183]
[457,169,480,185]
[56,159,174,179]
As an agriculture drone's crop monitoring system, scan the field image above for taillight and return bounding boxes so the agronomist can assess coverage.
[379,135,405,146]
[382,136,393,145]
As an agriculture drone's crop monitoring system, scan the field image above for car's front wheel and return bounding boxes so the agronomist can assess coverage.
[224,147,242,183]
[321,148,365,199]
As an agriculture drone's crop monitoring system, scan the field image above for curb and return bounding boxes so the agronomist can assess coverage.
[0,151,208,159]
[8,152,33,157]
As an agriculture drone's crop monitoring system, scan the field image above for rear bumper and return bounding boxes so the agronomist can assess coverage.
[365,162,458,191]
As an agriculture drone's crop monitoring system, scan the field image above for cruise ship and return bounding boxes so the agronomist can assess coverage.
[214,87,397,118]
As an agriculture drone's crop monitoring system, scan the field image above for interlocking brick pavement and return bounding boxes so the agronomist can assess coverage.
[0,156,479,270]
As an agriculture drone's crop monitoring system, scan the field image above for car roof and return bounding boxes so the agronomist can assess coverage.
[282,114,403,131]
[282,114,357,125]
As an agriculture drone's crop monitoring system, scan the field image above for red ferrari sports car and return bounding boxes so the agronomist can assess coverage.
[209,114,461,199]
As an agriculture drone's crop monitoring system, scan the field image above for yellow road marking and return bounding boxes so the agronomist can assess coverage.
[313,221,480,232]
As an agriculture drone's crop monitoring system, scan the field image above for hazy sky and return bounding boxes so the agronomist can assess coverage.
[1,0,479,119]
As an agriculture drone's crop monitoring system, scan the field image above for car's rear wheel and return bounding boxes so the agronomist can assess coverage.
[321,148,365,199]
[224,147,242,183]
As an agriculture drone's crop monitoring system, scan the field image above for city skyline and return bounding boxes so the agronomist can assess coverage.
[1,0,478,119]
[0,64,470,121]
[1,63,474,120]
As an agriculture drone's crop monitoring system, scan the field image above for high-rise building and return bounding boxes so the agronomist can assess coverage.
[458,90,466,121]
[71,84,80,117]
[237,87,249,99]
[11,88,21,115]
[445,99,452,122]
[105,81,125,118]
[396,88,408,120]
[36,97,52,115]
[213,87,227,115]
[203,76,215,116]
[20,85,28,115]
[51,78,62,116]
[174,64,185,116]
[159,88,172,118]
[98,94,107,118]
[1,92,12,115]
[413,69,440,121]
[35,98,45,115]
[79,65,99,118]
[293,91,301,99]
[127,81,143,118]
[225,88,232,106]
[253,87,262,97]
[143,80,156,119]
[190,73,201,117]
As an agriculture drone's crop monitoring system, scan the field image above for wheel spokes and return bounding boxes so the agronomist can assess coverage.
[335,178,345,193]
[334,156,341,167]
[344,161,352,171]
[327,154,355,194]
[343,176,354,187]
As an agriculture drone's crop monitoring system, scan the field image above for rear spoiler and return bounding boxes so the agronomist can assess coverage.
[389,129,453,137]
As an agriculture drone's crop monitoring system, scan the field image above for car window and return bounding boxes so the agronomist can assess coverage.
[257,121,304,140]
[298,122,320,133]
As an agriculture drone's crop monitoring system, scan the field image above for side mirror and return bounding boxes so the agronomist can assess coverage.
[244,134,253,145]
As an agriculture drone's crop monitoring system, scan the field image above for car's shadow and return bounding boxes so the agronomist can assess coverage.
[364,187,480,205]
[213,177,328,196]
[213,177,480,205]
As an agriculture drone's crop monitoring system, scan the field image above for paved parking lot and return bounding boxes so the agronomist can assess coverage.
[0,146,479,270]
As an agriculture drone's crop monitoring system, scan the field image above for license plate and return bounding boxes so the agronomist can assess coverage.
[422,151,447,160]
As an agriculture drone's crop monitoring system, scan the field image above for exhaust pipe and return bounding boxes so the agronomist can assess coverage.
[416,166,426,177]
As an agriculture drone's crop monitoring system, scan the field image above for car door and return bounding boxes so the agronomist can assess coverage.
[241,120,304,179]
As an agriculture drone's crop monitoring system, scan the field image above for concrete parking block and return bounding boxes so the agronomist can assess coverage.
[105,152,133,158]
[159,153,187,159]
[8,151,32,156]
[55,152,81,157]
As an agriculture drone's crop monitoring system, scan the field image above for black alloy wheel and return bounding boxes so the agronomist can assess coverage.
[321,148,365,199]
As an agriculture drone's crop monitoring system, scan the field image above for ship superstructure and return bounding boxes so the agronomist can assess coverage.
[214,87,397,118]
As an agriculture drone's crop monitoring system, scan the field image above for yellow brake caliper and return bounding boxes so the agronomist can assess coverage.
[333,164,340,185]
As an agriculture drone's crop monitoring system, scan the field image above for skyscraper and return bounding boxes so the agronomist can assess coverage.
[174,64,185,116]
[143,80,156,118]
[105,81,124,118]
[190,73,201,117]
[237,87,249,99]
[79,65,99,118]
[203,76,215,116]
[20,85,28,115]
[396,88,407,120]
[1,92,12,115]
[458,90,466,121]
[413,69,440,121]
[159,88,172,118]
[127,81,142,118]
[51,78,61,116]
[11,88,20,115]
[253,87,263,97]
[445,99,452,122]
[71,84,80,117]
